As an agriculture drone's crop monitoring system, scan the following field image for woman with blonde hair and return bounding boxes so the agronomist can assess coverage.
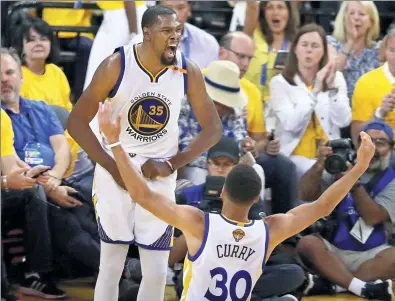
[328,1,381,99]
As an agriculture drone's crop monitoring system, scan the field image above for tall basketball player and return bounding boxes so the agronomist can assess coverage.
[67,5,222,301]
[97,100,379,300]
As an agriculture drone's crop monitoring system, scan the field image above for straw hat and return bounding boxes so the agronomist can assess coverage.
[204,60,248,109]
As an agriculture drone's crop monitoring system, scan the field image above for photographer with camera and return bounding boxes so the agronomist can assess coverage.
[297,120,395,300]
[172,137,306,301]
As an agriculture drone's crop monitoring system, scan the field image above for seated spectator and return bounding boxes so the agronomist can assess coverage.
[351,28,395,148]
[130,0,219,69]
[41,6,94,101]
[179,59,296,213]
[12,16,72,111]
[297,120,395,300]
[328,1,381,100]
[217,31,298,214]
[1,109,66,299]
[172,137,305,301]
[243,0,299,103]
[268,24,351,179]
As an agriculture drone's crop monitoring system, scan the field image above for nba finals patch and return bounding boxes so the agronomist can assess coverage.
[233,229,245,242]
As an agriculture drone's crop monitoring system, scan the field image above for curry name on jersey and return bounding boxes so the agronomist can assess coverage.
[181,213,269,301]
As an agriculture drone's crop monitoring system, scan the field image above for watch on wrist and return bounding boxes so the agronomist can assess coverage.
[2,175,9,192]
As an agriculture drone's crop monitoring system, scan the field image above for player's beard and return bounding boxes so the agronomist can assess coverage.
[160,54,177,66]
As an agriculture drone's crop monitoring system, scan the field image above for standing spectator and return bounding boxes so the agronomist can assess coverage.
[131,1,219,69]
[328,1,381,100]
[351,28,395,148]
[268,24,351,178]
[83,1,147,90]
[244,0,299,103]
[215,31,298,214]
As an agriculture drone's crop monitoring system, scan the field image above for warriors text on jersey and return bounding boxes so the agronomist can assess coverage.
[104,43,187,158]
[181,213,269,301]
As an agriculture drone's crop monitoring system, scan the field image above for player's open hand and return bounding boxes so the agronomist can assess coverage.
[98,100,121,144]
[356,132,375,168]
[141,159,172,180]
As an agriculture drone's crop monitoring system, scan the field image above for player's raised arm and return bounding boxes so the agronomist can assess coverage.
[98,101,205,239]
[67,53,125,189]
[265,132,375,255]
[168,59,223,171]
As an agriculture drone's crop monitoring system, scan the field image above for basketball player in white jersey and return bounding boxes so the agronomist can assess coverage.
[97,99,376,301]
[67,5,222,301]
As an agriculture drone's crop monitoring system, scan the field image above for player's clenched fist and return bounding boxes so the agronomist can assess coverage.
[356,131,375,167]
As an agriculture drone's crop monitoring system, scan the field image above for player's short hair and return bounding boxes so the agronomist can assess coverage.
[141,5,176,30]
[224,164,262,205]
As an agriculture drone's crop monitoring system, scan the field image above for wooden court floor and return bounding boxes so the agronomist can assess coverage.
[14,278,395,301]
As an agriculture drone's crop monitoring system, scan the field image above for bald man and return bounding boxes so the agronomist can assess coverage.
[218,31,298,215]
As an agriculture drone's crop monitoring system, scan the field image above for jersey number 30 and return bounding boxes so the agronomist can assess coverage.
[204,267,252,301]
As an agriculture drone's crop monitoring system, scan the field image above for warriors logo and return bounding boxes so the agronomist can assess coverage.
[232,229,245,242]
[128,96,170,136]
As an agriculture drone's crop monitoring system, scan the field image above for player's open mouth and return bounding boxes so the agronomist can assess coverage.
[166,46,177,58]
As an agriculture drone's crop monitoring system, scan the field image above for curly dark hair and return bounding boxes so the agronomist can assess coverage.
[10,16,60,65]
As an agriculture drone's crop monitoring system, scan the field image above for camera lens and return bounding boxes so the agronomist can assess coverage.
[325,154,347,174]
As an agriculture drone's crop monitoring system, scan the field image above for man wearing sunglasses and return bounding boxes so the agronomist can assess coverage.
[297,119,395,301]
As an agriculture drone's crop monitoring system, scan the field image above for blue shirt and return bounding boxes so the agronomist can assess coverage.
[2,97,64,167]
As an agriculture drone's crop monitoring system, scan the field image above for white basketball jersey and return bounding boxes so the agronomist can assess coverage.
[181,213,269,301]
[104,43,187,158]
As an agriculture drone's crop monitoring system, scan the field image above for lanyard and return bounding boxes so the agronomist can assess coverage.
[260,39,288,86]
[182,27,190,59]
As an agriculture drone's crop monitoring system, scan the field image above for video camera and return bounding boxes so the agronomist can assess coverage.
[199,176,225,214]
[324,139,356,175]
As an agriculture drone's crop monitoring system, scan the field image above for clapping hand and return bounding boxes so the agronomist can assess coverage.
[356,132,375,168]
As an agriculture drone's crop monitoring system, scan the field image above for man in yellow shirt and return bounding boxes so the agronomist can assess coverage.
[351,28,395,149]
[219,31,297,214]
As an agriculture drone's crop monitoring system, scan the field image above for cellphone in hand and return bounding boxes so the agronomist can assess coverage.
[32,168,50,178]
[269,130,275,141]
[274,50,289,69]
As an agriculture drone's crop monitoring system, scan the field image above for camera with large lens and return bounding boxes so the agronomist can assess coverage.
[199,176,225,214]
[324,139,356,175]
[303,212,339,240]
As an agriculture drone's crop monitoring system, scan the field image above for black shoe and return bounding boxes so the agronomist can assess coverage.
[361,280,393,301]
[303,274,336,296]
[18,274,66,299]
[2,293,19,301]
[118,278,139,301]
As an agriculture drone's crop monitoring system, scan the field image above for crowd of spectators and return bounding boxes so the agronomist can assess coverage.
[1,1,395,301]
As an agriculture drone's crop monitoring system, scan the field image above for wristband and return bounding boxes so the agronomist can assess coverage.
[165,160,175,174]
[340,48,351,57]
[108,141,121,148]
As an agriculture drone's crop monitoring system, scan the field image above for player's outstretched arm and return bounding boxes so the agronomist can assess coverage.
[98,101,205,239]
[169,59,223,171]
[67,52,125,188]
[265,132,375,256]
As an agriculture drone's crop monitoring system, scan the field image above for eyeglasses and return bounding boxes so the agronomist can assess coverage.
[224,48,255,62]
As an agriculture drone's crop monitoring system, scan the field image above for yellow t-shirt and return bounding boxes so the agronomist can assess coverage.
[20,64,77,178]
[202,69,266,134]
[20,64,72,112]
[96,1,145,10]
[240,78,265,134]
[43,8,94,39]
[292,86,328,159]
[352,66,395,129]
[1,109,16,157]
[244,29,280,103]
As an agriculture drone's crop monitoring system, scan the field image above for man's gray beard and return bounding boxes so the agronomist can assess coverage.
[367,153,391,172]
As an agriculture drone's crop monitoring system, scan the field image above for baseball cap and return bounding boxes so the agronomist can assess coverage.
[207,137,240,163]
[362,120,394,141]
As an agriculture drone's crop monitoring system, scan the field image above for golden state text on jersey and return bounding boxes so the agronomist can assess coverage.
[104,43,187,159]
